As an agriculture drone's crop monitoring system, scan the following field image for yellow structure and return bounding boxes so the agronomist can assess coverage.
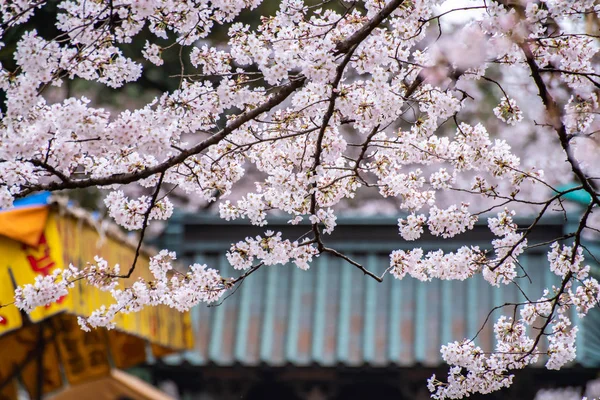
[48,369,174,400]
[0,199,192,400]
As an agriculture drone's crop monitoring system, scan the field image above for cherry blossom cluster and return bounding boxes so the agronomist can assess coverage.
[227,231,318,271]
[493,97,523,126]
[428,204,477,239]
[428,252,600,399]
[487,208,517,237]
[13,257,117,312]
[397,213,426,241]
[77,251,226,330]
[393,205,599,398]
[482,229,527,287]
[547,242,589,280]
[389,245,483,282]
[428,309,580,399]
[11,250,228,331]
[14,268,73,312]
[427,315,537,399]
[105,190,174,230]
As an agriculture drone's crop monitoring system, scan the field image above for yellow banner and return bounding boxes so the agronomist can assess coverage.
[0,206,193,396]
[0,205,49,247]
[0,268,22,337]
[0,208,192,347]
[0,376,17,400]
[0,314,151,397]
[4,214,70,322]
[151,343,178,358]
[107,330,147,370]
[183,311,194,350]
[51,314,111,385]
[0,324,63,399]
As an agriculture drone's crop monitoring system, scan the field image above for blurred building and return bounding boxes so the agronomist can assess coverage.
[151,213,600,400]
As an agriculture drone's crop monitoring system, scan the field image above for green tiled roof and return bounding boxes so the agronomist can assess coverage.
[156,213,600,368]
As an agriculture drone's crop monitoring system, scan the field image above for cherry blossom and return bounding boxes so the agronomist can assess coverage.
[493,97,524,126]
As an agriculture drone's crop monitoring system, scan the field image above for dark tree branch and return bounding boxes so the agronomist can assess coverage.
[519,41,600,208]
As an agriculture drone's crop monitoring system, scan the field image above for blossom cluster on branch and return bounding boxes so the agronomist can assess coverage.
[1,0,600,398]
